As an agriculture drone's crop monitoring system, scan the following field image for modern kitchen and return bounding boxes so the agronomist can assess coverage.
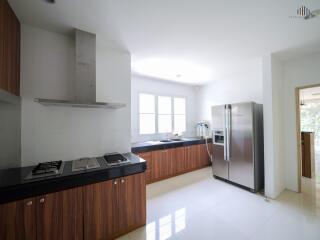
[1,1,320,240]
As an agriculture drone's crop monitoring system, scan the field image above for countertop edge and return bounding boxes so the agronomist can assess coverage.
[131,138,212,153]
[0,153,146,204]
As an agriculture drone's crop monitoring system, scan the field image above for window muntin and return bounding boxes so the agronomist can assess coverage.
[139,94,156,134]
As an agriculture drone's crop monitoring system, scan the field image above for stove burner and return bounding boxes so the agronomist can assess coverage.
[104,153,130,166]
[25,160,65,180]
[32,161,62,175]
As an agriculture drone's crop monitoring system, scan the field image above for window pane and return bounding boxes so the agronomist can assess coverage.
[158,96,172,114]
[174,115,186,133]
[174,98,186,114]
[140,114,155,134]
[158,115,172,133]
[139,94,155,113]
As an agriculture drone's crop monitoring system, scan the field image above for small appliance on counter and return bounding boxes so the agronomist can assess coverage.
[196,121,209,139]
[104,153,131,166]
[25,160,65,180]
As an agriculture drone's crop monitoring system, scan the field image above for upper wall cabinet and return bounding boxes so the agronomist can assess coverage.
[0,0,20,97]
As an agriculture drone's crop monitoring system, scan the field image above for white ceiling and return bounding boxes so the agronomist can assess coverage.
[8,0,320,85]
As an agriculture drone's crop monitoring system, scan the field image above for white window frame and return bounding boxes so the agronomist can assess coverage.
[157,95,173,133]
[173,97,186,133]
[138,93,187,135]
[138,93,156,135]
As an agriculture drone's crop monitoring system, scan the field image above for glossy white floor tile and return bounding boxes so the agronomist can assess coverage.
[117,168,320,240]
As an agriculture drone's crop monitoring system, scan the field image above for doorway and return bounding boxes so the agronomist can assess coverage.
[297,85,320,194]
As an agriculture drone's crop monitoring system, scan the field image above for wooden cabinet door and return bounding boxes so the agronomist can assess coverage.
[0,197,36,240]
[118,173,146,235]
[37,187,83,240]
[171,147,186,174]
[152,150,172,181]
[138,152,153,184]
[185,145,199,170]
[199,144,211,167]
[84,179,117,240]
[0,0,20,96]
[0,0,4,89]
[62,187,83,240]
[36,193,63,240]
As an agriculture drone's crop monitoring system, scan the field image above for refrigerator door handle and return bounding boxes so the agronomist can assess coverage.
[224,105,231,161]
[224,124,227,161]
[227,106,231,160]
[224,106,227,161]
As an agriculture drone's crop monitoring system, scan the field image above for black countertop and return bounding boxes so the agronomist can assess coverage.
[0,153,146,204]
[131,138,212,153]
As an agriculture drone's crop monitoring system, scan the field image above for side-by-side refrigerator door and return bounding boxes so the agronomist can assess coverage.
[212,105,228,179]
[229,102,255,189]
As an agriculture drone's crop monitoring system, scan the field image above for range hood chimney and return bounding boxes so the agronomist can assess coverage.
[35,29,126,109]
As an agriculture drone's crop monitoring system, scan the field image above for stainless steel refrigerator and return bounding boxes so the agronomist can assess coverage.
[211,102,264,192]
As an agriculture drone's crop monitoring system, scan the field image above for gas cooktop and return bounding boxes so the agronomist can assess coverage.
[25,160,65,180]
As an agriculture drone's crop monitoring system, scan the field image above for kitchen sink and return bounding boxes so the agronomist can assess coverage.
[159,140,173,142]
[144,138,197,145]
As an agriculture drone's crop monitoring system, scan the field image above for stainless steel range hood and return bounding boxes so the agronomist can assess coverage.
[35,29,126,109]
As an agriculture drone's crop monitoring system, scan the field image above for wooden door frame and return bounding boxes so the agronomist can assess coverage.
[295,83,320,193]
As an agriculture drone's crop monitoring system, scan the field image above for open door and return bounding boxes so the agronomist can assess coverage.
[297,85,320,193]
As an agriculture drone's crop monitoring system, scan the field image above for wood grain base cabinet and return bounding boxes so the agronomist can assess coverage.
[151,150,173,181]
[199,144,212,167]
[0,173,145,240]
[137,152,152,183]
[118,173,146,235]
[84,172,146,240]
[171,147,186,175]
[185,145,199,170]
[0,198,36,240]
[0,187,83,240]
[84,178,117,239]
[139,143,212,184]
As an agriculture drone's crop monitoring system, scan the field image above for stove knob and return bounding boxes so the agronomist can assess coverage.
[39,198,45,204]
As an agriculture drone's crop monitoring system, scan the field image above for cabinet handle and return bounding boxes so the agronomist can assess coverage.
[121,179,125,184]
[114,180,117,185]
[39,198,45,204]
[26,201,33,206]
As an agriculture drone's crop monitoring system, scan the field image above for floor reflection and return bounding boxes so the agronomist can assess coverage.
[118,168,320,240]
[146,208,186,240]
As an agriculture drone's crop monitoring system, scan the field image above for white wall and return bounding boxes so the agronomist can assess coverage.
[262,50,320,197]
[282,52,320,192]
[197,58,263,122]
[0,97,21,169]
[262,55,285,199]
[20,24,131,166]
[131,76,198,142]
